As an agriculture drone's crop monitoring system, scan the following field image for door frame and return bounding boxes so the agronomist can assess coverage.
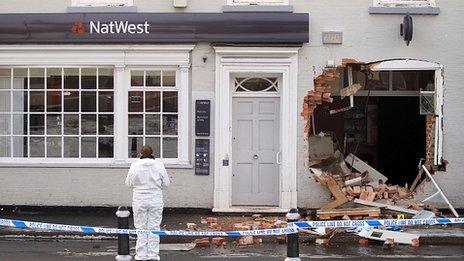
[213,46,299,212]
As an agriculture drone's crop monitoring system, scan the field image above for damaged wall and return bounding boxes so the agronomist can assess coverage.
[0,0,462,210]
[296,0,464,208]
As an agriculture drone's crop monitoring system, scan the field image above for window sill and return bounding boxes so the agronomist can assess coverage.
[369,6,440,15]
[0,161,193,169]
[222,5,293,13]
[67,6,138,13]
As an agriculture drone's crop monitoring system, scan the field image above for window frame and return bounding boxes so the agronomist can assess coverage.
[126,67,181,163]
[71,0,134,7]
[227,0,289,6]
[0,45,193,167]
[373,0,436,7]
[0,66,116,163]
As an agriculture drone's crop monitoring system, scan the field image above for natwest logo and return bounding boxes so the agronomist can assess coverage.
[71,21,86,35]
[90,21,150,34]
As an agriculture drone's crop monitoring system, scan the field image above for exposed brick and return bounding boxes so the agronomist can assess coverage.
[205,217,218,224]
[209,222,222,230]
[211,237,225,247]
[186,223,197,230]
[358,238,369,246]
[194,238,210,248]
[233,223,251,231]
[238,236,254,246]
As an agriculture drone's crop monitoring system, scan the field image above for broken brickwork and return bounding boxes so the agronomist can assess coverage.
[303,59,441,168]
[301,68,338,135]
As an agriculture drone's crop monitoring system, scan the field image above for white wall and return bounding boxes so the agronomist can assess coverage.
[1,0,463,208]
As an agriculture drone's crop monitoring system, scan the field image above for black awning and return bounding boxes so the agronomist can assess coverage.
[0,12,309,44]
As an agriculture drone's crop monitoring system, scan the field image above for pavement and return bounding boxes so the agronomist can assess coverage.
[1,240,464,260]
[1,206,464,245]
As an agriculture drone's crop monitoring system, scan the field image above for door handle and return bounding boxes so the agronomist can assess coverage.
[276,151,282,165]
[253,154,259,160]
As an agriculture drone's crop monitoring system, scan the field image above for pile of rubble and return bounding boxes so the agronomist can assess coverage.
[307,150,445,246]
[309,151,434,216]
[189,214,288,248]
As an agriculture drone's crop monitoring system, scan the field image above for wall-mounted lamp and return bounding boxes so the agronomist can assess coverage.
[202,55,208,63]
[400,14,413,46]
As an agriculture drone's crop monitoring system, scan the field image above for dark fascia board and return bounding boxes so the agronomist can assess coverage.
[369,6,440,15]
[0,13,309,44]
[223,5,293,13]
[67,6,138,13]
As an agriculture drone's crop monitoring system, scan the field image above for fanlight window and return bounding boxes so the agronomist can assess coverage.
[235,77,278,92]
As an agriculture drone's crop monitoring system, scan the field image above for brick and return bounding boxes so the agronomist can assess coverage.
[209,222,222,230]
[258,222,274,229]
[387,186,398,193]
[366,186,374,193]
[410,202,424,211]
[211,237,225,247]
[238,236,254,246]
[366,191,376,202]
[205,217,218,224]
[398,187,411,199]
[253,237,263,244]
[341,58,361,67]
[234,223,251,231]
[346,186,355,196]
[186,223,197,230]
[359,190,369,200]
[358,238,369,246]
[194,238,210,248]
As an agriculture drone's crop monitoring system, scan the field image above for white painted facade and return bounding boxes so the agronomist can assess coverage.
[0,0,463,210]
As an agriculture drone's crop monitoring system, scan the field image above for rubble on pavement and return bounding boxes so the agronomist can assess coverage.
[306,149,449,245]
[191,214,287,248]
[309,150,435,216]
[188,147,455,248]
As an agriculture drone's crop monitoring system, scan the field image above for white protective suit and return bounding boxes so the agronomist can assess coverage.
[125,158,170,261]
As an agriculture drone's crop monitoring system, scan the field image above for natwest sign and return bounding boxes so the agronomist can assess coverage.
[0,13,309,44]
[89,21,150,34]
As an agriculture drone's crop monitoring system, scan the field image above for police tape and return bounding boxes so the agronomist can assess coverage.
[0,218,297,236]
[292,217,464,229]
[0,217,463,237]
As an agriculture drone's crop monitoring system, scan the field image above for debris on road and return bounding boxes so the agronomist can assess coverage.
[194,238,210,248]
[358,227,420,245]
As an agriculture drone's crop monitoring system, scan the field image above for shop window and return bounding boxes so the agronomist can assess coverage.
[373,0,436,7]
[227,0,289,5]
[71,0,133,7]
[351,70,435,92]
[128,70,179,159]
[0,67,114,159]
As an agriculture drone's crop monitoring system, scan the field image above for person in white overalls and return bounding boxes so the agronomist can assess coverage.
[125,145,170,261]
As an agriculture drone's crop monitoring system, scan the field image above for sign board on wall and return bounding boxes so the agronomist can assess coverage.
[195,139,210,176]
[195,100,211,136]
[0,13,309,44]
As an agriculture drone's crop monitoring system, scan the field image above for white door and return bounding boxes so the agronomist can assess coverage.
[232,97,280,206]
